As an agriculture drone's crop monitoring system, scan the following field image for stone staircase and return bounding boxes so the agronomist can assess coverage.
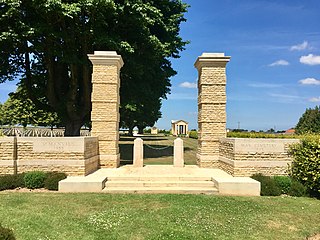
[103,176,218,194]
[59,165,260,196]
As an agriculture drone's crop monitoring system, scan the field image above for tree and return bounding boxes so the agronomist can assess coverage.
[0,0,188,136]
[1,86,61,128]
[296,106,320,134]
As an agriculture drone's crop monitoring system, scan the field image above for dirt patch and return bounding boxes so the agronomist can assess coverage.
[307,234,320,240]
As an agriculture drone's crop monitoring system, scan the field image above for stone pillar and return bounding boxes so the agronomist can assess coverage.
[133,138,144,167]
[194,53,231,168]
[174,138,184,167]
[88,51,124,168]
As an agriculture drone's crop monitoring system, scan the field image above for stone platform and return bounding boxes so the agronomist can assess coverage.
[59,165,260,196]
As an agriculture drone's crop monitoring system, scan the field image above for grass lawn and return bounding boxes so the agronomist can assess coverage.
[119,135,197,165]
[0,193,319,240]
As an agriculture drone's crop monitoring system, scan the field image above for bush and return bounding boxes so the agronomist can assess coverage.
[189,130,198,139]
[251,173,281,196]
[288,180,307,197]
[0,174,25,191]
[0,224,16,240]
[24,171,46,189]
[289,135,320,197]
[273,176,292,194]
[44,172,67,190]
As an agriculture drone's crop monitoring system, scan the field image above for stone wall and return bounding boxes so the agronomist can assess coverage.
[219,138,299,176]
[0,137,99,176]
[0,137,16,175]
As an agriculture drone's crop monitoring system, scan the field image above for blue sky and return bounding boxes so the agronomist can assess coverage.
[157,0,320,131]
[1,0,320,131]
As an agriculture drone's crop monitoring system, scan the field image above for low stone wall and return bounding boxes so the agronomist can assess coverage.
[0,137,99,176]
[219,138,299,177]
[0,137,16,175]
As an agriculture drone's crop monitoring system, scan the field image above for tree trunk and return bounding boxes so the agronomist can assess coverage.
[138,125,144,134]
[129,126,134,136]
[64,119,83,136]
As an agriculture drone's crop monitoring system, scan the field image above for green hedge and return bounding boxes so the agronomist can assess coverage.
[227,132,298,139]
[24,171,47,189]
[289,135,320,197]
[189,130,198,139]
[0,171,67,191]
[44,172,67,190]
[251,174,307,197]
[0,174,25,191]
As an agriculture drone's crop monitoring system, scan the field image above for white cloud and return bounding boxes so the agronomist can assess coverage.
[309,97,320,102]
[269,60,289,67]
[290,41,309,51]
[179,81,197,89]
[248,83,282,88]
[300,54,320,65]
[299,78,320,85]
[269,93,301,100]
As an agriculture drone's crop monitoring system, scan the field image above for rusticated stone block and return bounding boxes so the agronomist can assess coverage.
[92,84,119,102]
[91,103,119,121]
[198,105,226,123]
[91,121,119,134]
[91,65,118,84]
[198,122,226,139]
[199,67,227,85]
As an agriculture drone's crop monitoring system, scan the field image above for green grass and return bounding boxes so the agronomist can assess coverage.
[0,193,319,240]
[119,135,197,165]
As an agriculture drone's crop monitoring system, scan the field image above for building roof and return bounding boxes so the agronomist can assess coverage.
[171,120,188,124]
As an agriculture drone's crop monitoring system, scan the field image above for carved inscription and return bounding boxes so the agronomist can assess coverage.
[33,138,83,152]
[235,140,284,153]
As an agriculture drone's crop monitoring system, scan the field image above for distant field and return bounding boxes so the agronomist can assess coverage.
[119,135,197,165]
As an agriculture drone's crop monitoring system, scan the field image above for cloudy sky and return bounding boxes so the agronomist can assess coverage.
[157,0,320,131]
[1,0,319,131]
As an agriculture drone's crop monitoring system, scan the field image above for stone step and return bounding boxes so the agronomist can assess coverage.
[102,186,219,195]
[105,180,215,188]
[106,176,213,182]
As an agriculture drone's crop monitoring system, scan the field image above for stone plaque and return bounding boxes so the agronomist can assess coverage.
[33,138,84,152]
[234,139,284,153]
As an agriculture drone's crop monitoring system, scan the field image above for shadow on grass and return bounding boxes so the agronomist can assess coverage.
[144,145,173,158]
[119,143,174,165]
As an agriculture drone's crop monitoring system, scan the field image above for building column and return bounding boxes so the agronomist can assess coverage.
[194,53,231,168]
[88,51,124,168]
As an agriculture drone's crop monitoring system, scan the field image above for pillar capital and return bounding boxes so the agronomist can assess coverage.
[88,51,124,68]
[194,53,230,70]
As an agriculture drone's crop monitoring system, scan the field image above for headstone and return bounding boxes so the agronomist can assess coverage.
[133,138,144,167]
[174,138,184,167]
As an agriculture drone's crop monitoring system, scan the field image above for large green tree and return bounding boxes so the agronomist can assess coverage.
[1,86,61,128]
[0,0,188,135]
[296,106,320,134]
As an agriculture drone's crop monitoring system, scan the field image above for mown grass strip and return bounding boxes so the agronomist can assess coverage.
[0,193,319,240]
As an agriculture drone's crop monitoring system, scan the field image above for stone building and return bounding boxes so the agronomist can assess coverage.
[151,127,158,135]
[171,120,188,136]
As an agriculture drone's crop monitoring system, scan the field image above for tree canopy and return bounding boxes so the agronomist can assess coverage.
[0,86,61,128]
[0,0,188,135]
[295,106,320,134]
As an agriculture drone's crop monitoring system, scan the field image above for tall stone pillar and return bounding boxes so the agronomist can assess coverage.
[194,53,231,168]
[88,51,124,168]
